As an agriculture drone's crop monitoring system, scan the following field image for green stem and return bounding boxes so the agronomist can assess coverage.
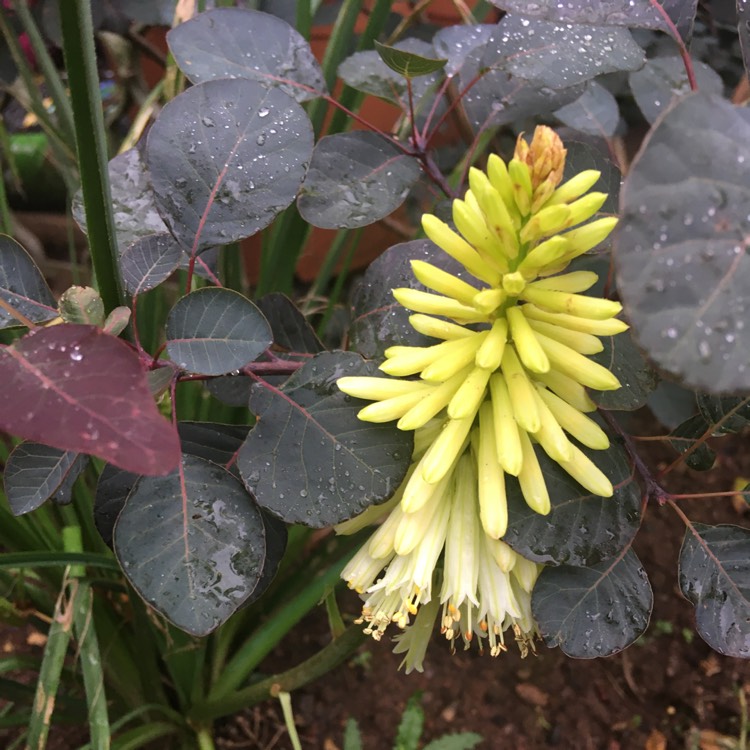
[59,0,125,314]
[307,0,361,136]
[205,545,358,702]
[296,0,313,41]
[278,692,303,750]
[190,624,367,721]
[324,0,394,136]
[0,154,13,235]
[12,0,76,145]
[0,13,73,166]
[195,726,216,750]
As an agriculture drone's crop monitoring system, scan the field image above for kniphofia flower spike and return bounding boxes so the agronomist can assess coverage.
[337,127,626,669]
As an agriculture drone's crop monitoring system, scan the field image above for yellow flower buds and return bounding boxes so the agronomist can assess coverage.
[337,126,625,669]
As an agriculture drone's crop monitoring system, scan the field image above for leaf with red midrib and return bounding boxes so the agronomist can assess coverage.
[0,324,180,475]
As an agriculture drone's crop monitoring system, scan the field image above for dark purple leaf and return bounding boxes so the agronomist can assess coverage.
[256,293,324,355]
[679,524,750,657]
[238,351,412,527]
[71,148,169,254]
[114,454,266,636]
[167,8,326,102]
[297,132,421,229]
[616,93,750,392]
[532,549,653,657]
[348,239,475,360]
[4,442,88,515]
[488,0,699,41]
[629,55,724,125]
[0,324,181,475]
[121,233,183,295]
[505,441,641,566]
[95,463,139,548]
[146,78,313,253]
[166,288,272,376]
[555,81,620,138]
[0,236,57,330]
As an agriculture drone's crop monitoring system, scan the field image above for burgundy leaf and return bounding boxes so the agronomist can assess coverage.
[0,324,180,475]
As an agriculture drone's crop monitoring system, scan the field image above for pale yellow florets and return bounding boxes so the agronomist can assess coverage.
[337,127,625,669]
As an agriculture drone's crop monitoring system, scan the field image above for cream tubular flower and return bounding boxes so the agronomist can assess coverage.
[337,125,626,668]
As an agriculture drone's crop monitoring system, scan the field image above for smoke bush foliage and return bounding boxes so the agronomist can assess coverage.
[1,0,750,663]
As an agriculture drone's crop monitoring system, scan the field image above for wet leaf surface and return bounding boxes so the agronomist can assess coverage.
[256,293,324,356]
[166,288,272,375]
[589,330,659,410]
[95,463,139,548]
[616,93,750,392]
[114,454,266,636]
[373,41,447,78]
[146,78,313,252]
[555,81,620,138]
[505,440,641,566]
[120,233,184,295]
[0,236,57,329]
[431,24,495,77]
[167,7,326,102]
[238,352,412,527]
[669,414,717,471]
[338,39,443,112]
[679,524,750,657]
[487,0,698,40]
[298,132,420,229]
[491,14,645,90]
[532,548,653,657]
[349,239,473,360]
[72,148,169,254]
[629,55,724,125]
[0,325,180,475]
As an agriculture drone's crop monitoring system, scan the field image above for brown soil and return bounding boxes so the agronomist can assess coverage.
[220,429,750,750]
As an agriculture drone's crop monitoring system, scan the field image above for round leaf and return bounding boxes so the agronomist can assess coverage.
[167,8,326,102]
[95,464,139,548]
[679,523,750,657]
[121,233,183,295]
[492,14,645,90]
[588,330,659,411]
[373,41,447,78]
[238,351,413,527]
[297,132,421,229]
[488,0,698,40]
[532,549,653,658]
[5,442,87,516]
[0,236,57,330]
[71,148,169,254]
[256,293,324,356]
[555,81,620,138]
[616,92,750,392]
[629,55,724,125]
[166,288,272,376]
[504,440,641,566]
[349,239,474,360]
[0,324,180,476]
[114,454,266,636]
[146,78,313,252]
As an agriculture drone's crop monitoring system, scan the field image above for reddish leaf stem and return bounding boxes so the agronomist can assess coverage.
[648,0,697,91]
[0,297,40,329]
